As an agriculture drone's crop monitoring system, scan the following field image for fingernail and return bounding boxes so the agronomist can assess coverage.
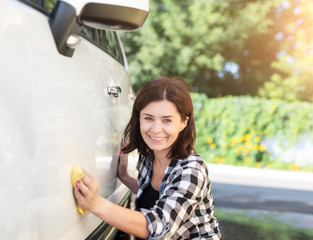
[76,180,81,184]
[120,151,123,154]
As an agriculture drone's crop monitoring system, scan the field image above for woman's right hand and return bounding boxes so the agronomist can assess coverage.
[74,170,102,213]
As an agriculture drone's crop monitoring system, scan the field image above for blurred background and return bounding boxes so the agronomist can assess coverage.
[120,0,313,239]
[121,0,313,171]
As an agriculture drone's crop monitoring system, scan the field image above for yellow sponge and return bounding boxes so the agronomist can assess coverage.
[71,164,87,215]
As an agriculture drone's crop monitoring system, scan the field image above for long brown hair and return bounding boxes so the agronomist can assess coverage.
[122,77,196,159]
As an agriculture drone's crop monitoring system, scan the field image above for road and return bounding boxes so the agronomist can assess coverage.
[207,163,313,229]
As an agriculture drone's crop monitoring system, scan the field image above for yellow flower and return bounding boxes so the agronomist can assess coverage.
[255,162,262,168]
[210,143,216,149]
[214,158,224,164]
[258,144,266,152]
[244,134,252,142]
[244,157,250,162]
[207,138,213,144]
[255,136,261,142]
[289,163,300,170]
[230,137,236,143]
[235,147,241,153]
[251,145,258,151]
[231,142,236,147]
[238,136,244,143]
[245,142,254,151]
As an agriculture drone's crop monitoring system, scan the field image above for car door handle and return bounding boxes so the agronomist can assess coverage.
[107,86,121,98]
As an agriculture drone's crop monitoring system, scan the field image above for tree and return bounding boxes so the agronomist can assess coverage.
[121,0,281,96]
[259,0,313,102]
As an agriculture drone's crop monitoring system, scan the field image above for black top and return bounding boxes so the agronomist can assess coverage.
[137,183,159,210]
[136,183,159,240]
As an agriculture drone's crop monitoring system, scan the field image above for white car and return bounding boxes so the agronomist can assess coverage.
[0,0,148,239]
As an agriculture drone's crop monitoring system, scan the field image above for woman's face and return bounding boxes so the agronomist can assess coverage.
[139,100,188,156]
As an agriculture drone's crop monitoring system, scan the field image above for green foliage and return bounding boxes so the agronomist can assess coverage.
[121,0,281,95]
[191,93,313,171]
[45,0,58,11]
[123,0,313,102]
[259,0,313,102]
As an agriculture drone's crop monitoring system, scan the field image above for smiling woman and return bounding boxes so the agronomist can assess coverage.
[123,77,195,160]
[139,100,189,157]
[74,77,222,239]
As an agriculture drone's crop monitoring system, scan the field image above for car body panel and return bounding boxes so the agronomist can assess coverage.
[0,0,141,239]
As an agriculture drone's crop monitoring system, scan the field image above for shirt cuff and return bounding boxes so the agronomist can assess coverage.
[140,208,170,239]
[148,223,170,240]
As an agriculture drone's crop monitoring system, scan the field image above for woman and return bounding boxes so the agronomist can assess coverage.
[75,77,222,239]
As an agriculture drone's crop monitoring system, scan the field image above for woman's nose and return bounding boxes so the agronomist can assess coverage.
[151,120,162,132]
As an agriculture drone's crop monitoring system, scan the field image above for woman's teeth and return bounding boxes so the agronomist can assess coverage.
[150,136,166,141]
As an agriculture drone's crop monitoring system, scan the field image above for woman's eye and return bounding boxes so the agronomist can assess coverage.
[163,119,171,123]
[144,117,153,121]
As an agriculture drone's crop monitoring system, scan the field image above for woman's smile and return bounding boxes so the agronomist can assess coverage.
[149,135,167,141]
[140,100,188,155]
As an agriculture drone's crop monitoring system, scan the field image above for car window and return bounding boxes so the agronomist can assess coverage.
[81,26,97,42]
[44,0,57,11]
[81,27,123,65]
[24,0,57,11]
[97,29,121,63]
[22,0,125,65]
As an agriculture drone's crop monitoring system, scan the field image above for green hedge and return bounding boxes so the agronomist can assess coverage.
[191,93,313,171]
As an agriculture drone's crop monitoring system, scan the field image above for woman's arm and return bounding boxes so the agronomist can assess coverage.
[117,152,139,194]
[74,171,149,239]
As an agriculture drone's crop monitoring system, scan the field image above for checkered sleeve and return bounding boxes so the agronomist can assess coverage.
[140,159,207,239]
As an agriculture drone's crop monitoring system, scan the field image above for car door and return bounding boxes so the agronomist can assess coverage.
[0,0,147,239]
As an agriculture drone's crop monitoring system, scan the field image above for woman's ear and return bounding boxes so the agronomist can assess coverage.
[180,117,189,132]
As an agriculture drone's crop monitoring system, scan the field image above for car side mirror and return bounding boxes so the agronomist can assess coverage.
[79,2,149,31]
[49,0,149,57]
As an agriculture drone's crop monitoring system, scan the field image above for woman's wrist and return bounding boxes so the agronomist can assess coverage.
[89,195,108,217]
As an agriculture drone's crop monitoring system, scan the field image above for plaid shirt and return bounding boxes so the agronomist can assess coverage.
[135,153,222,240]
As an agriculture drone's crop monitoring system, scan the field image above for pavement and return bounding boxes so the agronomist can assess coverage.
[207,163,313,229]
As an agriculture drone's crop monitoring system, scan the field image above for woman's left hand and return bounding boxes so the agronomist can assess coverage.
[74,170,102,212]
